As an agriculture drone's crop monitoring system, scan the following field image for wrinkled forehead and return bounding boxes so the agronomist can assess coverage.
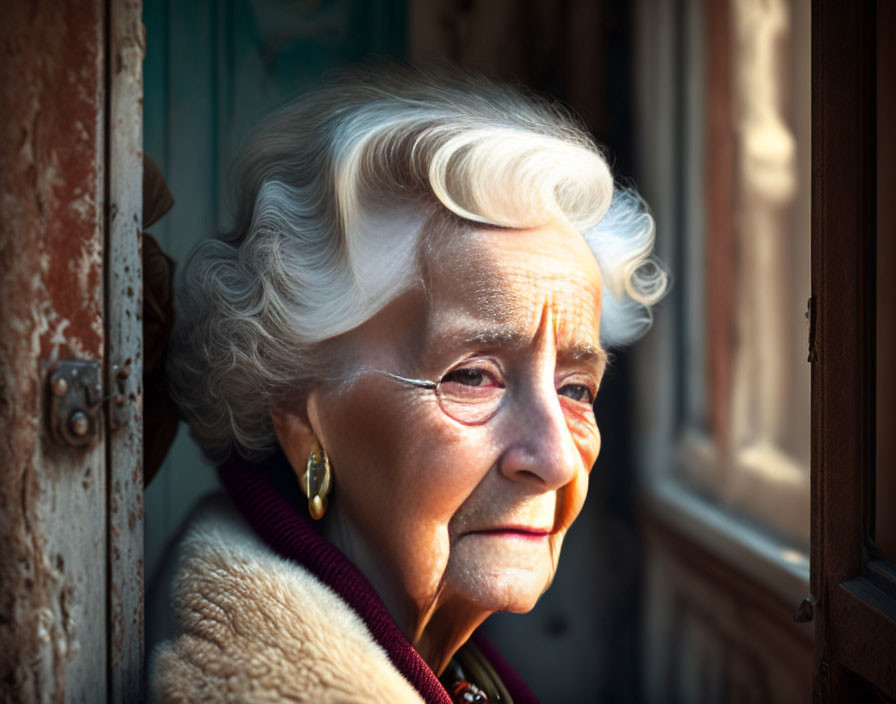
[421,222,604,346]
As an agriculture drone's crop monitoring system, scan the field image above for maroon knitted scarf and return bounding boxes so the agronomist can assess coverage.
[218,455,538,704]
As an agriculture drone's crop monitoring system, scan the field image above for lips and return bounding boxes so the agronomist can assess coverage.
[468,526,554,540]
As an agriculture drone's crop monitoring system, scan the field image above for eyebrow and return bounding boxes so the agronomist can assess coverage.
[428,324,609,372]
[564,342,609,369]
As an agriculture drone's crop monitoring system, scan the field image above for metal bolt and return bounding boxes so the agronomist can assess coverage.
[69,412,90,437]
[116,365,131,380]
[51,376,69,397]
[793,594,816,623]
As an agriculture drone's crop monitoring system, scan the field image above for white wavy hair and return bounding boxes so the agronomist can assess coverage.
[167,65,668,461]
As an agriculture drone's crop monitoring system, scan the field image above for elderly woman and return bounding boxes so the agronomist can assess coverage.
[150,66,665,703]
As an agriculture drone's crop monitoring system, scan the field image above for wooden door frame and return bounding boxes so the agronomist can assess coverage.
[812,0,896,699]
[0,1,144,700]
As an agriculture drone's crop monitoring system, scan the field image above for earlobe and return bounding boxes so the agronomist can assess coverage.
[271,394,332,520]
[271,402,317,479]
[271,392,330,477]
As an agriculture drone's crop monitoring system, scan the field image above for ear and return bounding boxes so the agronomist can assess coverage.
[271,393,323,480]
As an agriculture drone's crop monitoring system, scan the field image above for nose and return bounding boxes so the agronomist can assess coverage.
[495,384,582,491]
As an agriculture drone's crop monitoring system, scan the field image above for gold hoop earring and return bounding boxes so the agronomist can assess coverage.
[300,446,331,520]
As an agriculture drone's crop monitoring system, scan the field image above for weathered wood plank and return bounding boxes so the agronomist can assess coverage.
[0,2,108,701]
[107,0,145,700]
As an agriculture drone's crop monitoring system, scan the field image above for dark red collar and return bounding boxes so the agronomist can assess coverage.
[218,454,537,704]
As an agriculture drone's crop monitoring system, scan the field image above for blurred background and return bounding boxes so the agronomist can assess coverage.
[142,1,816,701]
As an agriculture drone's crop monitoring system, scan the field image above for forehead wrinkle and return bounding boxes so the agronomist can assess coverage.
[540,295,608,375]
[419,223,605,367]
[461,280,601,339]
[464,280,521,324]
[419,307,606,376]
[422,276,603,359]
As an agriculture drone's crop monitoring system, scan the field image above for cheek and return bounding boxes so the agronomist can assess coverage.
[555,422,599,531]
[570,418,601,471]
[554,468,589,534]
[318,383,496,580]
[378,416,495,528]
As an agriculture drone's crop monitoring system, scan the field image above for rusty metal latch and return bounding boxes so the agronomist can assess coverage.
[47,360,103,447]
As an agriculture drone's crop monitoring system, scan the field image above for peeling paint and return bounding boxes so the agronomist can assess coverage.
[1,1,107,701]
[36,608,54,644]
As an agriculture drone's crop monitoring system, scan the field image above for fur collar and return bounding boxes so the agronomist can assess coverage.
[150,495,426,703]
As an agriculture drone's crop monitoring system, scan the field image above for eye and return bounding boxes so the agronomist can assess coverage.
[440,366,502,388]
[557,377,597,404]
[437,362,506,424]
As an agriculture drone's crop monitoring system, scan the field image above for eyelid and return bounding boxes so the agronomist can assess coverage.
[440,356,505,383]
[556,372,599,400]
[556,369,599,387]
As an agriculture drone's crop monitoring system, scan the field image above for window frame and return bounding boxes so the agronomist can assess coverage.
[634,0,811,608]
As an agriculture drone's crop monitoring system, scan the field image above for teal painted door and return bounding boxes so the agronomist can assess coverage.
[142,0,406,651]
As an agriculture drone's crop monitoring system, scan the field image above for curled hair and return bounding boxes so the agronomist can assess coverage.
[167,65,667,461]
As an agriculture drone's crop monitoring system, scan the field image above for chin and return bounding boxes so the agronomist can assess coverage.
[499,590,544,615]
[448,561,555,613]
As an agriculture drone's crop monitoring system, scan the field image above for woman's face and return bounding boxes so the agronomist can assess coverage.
[310,219,605,621]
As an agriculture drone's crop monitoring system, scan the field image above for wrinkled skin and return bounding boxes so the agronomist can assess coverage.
[272,219,606,674]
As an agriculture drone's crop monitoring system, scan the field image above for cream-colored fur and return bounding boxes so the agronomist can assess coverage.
[150,496,425,703]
